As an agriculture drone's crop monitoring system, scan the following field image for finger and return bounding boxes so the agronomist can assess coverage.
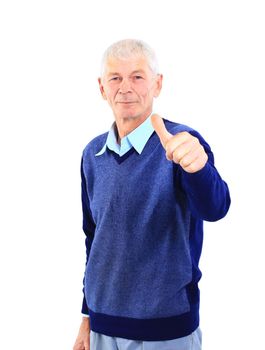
[182,156,207,173]
[165,131,192,161]
[180,146,208,173]
[171,137,199,164]
[151,114,172,149]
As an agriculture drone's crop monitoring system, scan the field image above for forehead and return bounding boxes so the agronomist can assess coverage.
[104,55,152,76]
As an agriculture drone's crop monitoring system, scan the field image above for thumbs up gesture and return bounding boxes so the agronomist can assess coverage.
[151,114,208,173]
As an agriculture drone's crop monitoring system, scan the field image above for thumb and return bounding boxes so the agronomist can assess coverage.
[151,114,172,149]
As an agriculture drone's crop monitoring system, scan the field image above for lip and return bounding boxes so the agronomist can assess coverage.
[117,101,137,104]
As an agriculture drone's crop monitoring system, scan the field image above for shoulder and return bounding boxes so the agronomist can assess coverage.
[163,118,194,134]
[82,131,108,159]
[163,118,208,144]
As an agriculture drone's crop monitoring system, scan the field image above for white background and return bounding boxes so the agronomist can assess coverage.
[0,1,264,349]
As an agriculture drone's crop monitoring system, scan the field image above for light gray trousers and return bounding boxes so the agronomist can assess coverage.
[90,327,202,350]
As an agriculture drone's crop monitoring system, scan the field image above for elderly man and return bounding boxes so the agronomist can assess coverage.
[73,39,230,350]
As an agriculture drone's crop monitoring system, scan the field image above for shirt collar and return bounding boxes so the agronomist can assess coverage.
[95,114,155,157]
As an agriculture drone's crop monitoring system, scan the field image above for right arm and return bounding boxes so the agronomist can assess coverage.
[73,156,96,350]
[73,317,91,350]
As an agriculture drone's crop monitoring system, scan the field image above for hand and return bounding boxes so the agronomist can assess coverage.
[151,114,208,173]
[73,317,90,350]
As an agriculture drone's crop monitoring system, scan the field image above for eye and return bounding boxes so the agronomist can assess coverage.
[109,77,120,82]
[134,75,143,80]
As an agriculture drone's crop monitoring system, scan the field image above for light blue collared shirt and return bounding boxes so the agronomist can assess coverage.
[95,114,155,157]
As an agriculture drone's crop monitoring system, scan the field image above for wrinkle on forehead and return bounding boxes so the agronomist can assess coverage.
[103,56,153,78]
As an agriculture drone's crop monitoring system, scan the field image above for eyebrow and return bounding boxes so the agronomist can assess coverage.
[107,69,146,77]
[107,72,120,77]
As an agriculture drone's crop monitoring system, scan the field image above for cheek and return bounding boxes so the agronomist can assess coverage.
[136,85,152,99]
[140,81,157,96]
[105,88,117,101]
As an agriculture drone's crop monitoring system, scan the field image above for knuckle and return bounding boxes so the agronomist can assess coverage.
[193,137,200,145]
[187,161,197,173]
[181,131,189,137]
[165,147,173,159]
[179,157,187,167]
[196,144,204,155]
[173,154,180,164]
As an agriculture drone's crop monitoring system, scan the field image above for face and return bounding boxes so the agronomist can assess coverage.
[98,55,163,122]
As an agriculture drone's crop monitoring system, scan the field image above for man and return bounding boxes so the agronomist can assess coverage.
[73,39,230,350]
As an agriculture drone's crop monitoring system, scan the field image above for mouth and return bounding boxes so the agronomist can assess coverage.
[117,101,137,105]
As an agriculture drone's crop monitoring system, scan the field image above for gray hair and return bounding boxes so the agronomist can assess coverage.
[100,39,159,77]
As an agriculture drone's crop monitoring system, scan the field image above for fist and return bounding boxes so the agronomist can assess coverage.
[151,114,208,173]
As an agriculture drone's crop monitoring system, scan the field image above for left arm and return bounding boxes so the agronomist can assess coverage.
[151,114,231,221]
[177,130,231,221]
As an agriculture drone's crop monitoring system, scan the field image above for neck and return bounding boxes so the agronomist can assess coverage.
[114,112,151,144]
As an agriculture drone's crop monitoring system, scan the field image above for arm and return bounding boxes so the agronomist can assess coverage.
[73,156,96,350]
[178,130,231,221]
[73,317,90,350]
[151,114,231,221]
[80,156,96,315]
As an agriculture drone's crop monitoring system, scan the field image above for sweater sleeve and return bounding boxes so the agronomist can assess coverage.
[80,156,96,315]
[177,130,231,222]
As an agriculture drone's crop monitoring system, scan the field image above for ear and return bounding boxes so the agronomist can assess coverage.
[153,74,163,98]
[98,77,107,100]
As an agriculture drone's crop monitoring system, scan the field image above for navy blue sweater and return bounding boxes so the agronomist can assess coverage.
[80,118,230,341]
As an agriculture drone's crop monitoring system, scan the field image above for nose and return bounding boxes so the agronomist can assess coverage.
[118,78,132,94]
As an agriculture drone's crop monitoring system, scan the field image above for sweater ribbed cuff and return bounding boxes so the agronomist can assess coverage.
[81,296,90,315]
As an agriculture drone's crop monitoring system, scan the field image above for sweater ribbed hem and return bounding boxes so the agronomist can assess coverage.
[89,304,199,341]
